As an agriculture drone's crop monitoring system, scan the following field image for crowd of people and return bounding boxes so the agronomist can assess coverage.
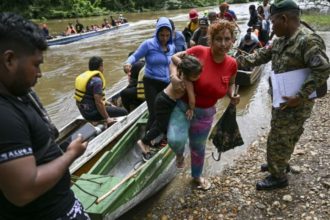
[40,14,128,39]
[1,0,329,218]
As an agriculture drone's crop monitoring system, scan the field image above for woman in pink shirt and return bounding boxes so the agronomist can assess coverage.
[169,21,240,190]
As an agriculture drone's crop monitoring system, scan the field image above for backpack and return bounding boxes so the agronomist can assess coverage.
[182,22,193,47]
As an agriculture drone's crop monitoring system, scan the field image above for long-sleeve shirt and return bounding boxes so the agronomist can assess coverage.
[237,28,330,99]
[125,17,175,84]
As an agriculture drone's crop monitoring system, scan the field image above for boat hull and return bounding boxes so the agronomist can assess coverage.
[71,114,176,219]
[47,23,129,46]
[55,79,147,175]
[235,64,265,86]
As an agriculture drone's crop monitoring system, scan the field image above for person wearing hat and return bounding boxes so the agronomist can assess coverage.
[207,11,218,24]
[237,0,329,190]
[190,17,209,47]
[182,9,199,48]
[187,9,199,32]
[118,14,127,24]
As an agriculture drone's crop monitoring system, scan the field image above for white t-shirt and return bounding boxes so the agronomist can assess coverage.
[241,32,259,43]
[263,5,271,20]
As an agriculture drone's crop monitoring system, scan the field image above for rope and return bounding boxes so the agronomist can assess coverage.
[71,181,98,201]
[71,174,114,185]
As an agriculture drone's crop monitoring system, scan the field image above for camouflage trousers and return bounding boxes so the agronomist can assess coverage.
[267,100,314,178]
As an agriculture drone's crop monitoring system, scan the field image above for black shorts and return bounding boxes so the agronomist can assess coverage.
[56,198,90,220]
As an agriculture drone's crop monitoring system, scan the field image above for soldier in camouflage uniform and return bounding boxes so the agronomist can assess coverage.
[237,0,330,190]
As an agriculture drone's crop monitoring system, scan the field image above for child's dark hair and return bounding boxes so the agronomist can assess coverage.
[177,55,202,77]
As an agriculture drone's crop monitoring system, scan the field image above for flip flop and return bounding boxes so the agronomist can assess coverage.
[142,152,152,162]
[195,177,211,191]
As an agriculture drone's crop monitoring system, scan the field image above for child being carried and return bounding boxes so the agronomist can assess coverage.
[137,55,203,161]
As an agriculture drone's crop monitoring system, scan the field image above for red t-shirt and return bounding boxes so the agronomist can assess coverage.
[218,12,234,21]
[185,46,237,108]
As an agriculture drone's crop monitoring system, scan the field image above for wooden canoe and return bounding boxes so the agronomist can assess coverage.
[71,113,176,220]
[55,79,147,176]
[47,23,129,47]
[235,64,265,86]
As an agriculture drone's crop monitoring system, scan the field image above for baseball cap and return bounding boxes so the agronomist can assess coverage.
[199,17,209,26]
[189,9,199,20]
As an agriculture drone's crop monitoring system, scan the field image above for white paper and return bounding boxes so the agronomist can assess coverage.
[271,68,317,108]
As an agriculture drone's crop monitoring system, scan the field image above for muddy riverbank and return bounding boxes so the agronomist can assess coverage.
[118,29,330,220]
[127,93,330,220]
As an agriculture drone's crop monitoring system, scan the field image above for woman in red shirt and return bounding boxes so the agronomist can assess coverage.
[168,21,240,190]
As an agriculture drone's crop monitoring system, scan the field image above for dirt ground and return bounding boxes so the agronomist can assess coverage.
[137,94,330,220]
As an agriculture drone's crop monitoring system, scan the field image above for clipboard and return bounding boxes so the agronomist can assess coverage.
[270,68,317,108]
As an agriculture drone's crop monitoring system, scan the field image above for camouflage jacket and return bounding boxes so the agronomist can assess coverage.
[237,28,330,99]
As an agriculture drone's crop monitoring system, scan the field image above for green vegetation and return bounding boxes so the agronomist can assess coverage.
[301,13,330,31]
[1,0,222,19]
[1,0,108,19]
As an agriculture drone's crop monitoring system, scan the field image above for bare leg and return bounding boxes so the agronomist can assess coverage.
[137,139,150,154]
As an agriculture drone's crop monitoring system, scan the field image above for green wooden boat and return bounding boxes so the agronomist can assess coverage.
[71,113,176,220]
[55,79,147,176]
[235,64,265,86]
[231,33,265,86]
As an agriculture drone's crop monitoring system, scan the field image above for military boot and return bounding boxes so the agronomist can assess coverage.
[256,175,288,190]
[260,163,291,173]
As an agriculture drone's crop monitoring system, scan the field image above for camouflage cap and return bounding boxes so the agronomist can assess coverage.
[270,0,300,16]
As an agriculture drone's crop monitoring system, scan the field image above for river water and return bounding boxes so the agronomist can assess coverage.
[36,3,255,128]
[34,3,330,219]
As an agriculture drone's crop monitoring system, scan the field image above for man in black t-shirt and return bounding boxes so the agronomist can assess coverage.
[0,13,90,219]
[75,19,84,33]
[190,17,209,47]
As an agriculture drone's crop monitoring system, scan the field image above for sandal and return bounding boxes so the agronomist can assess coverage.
[194,177,211,191]
[142,152,152,162]
[176,155,185,169]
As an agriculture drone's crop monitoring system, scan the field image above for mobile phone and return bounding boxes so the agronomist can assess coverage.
[59,123,97,152]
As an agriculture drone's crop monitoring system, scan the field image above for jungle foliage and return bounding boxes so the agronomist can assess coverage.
[1,0,209,19]
[0,0,251,19]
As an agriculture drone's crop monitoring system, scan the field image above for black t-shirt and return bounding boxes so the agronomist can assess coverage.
[0,93,74,220]
[75,23,84,33]
[191,28,208,47]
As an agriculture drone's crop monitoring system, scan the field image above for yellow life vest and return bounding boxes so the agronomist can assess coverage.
[187,21,199,33]
[74,70,106,102]
[136,66,145,100]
